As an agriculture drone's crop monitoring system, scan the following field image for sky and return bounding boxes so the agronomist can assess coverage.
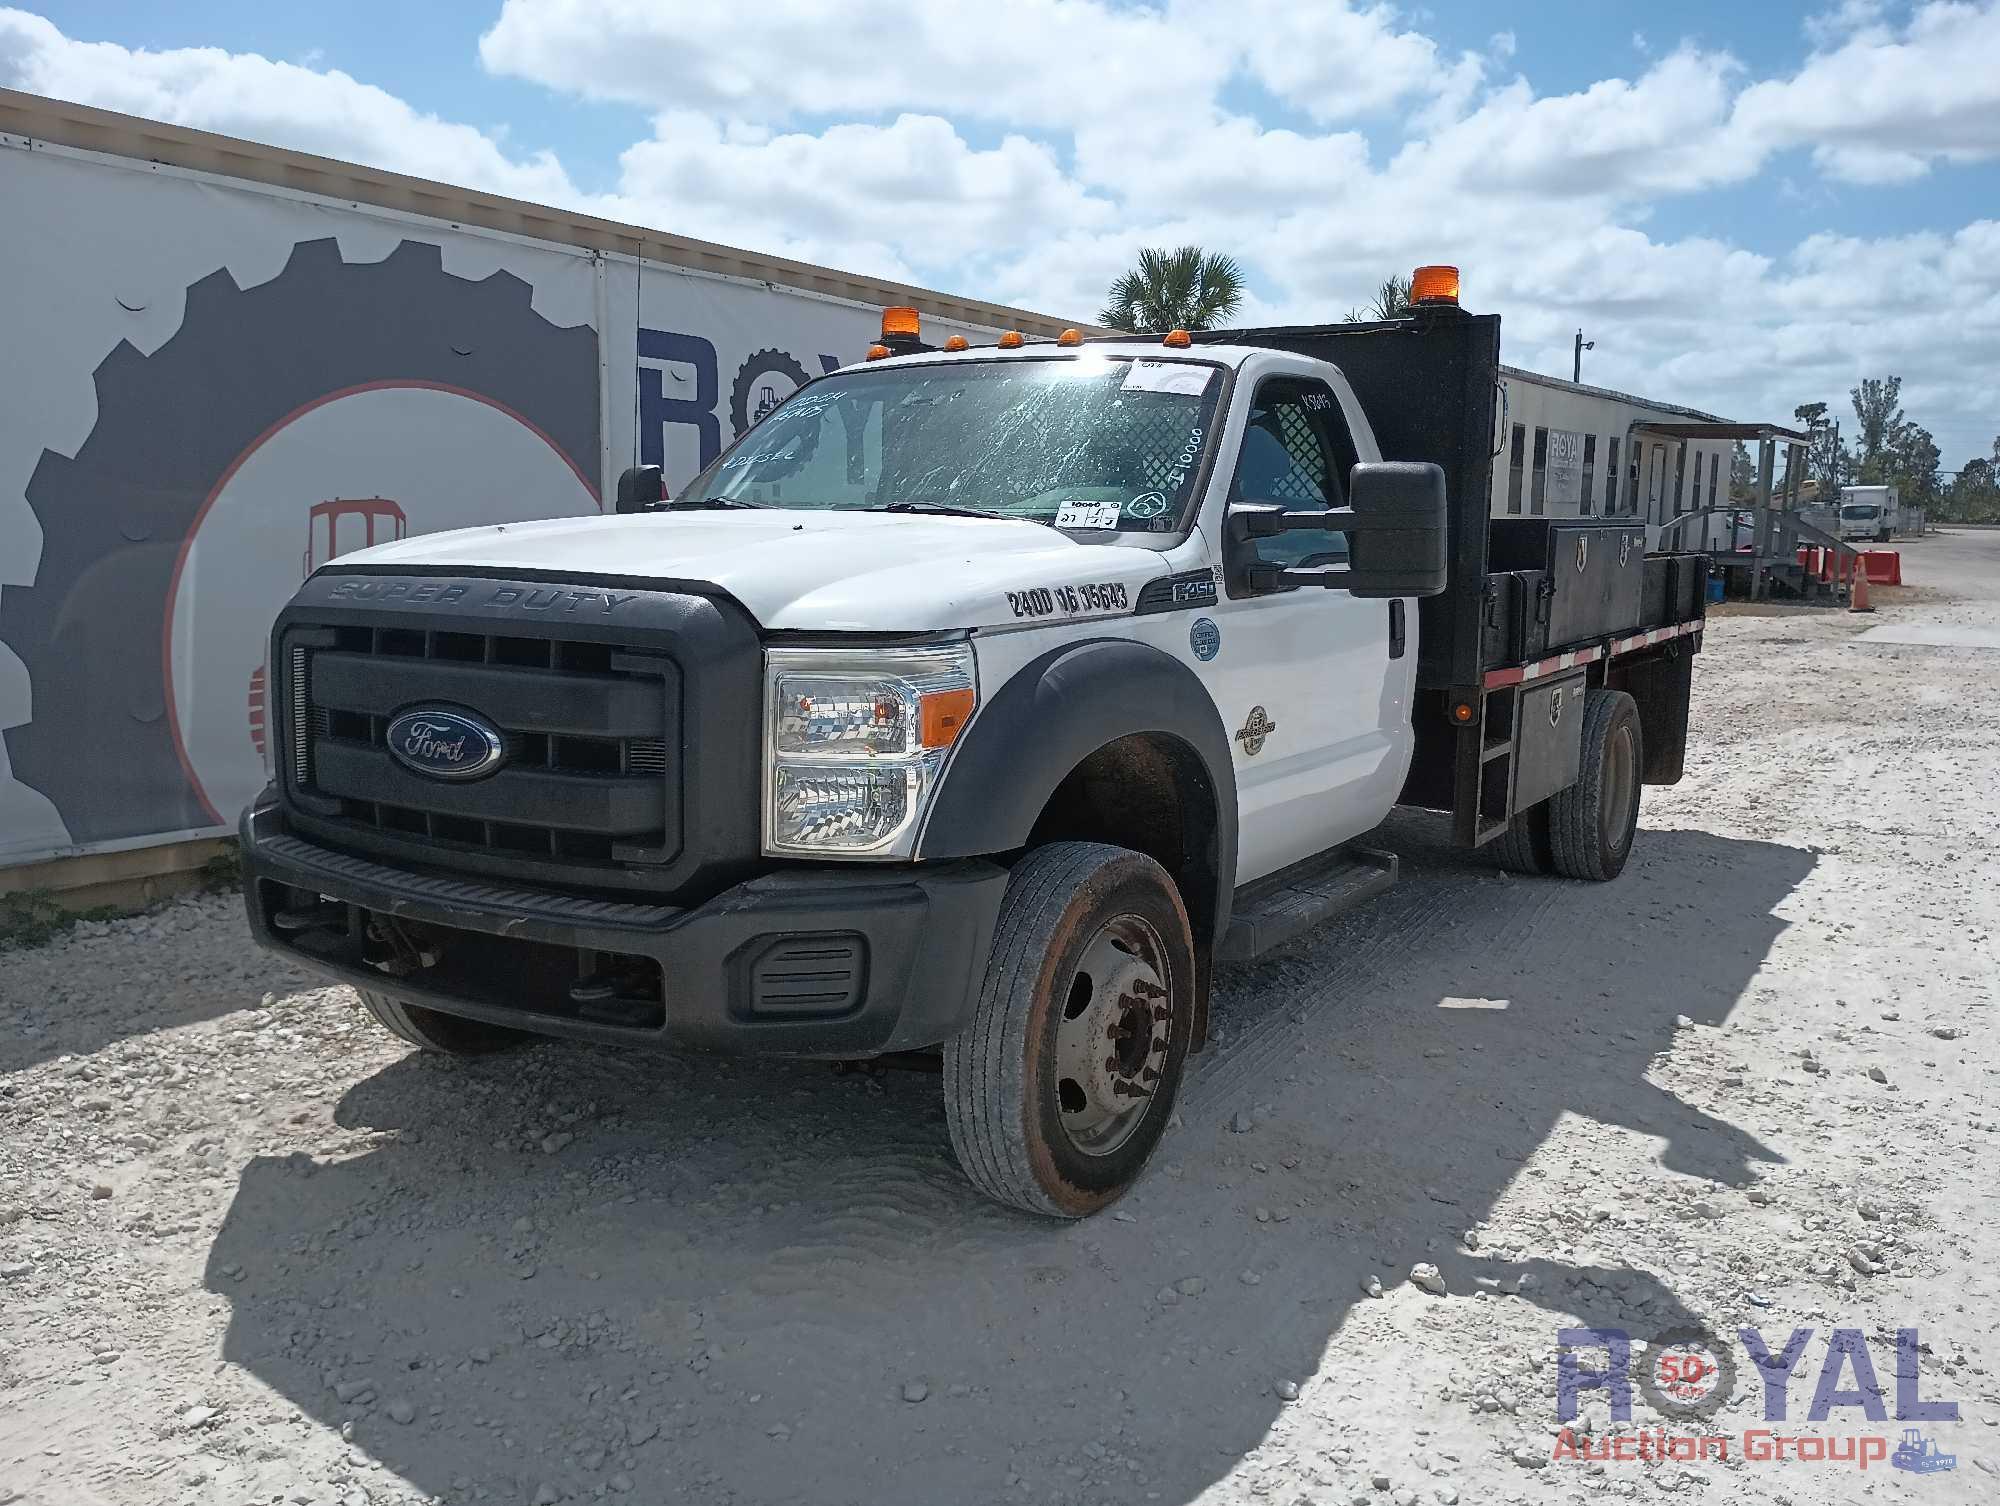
[3,1,1997,466]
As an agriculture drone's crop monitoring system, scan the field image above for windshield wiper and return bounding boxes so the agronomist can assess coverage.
[861,501,1013,521]
[662,496,763,510]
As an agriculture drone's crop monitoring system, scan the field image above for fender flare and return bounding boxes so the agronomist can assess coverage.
[918,637,1238,958]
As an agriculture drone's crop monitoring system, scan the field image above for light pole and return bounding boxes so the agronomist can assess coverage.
[1573,328,1595,384]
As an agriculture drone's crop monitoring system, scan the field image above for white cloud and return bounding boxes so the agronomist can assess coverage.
[602,112,1116,283]
[478,0,1228,129]
[5,3,2000,461]
[480,0,1484,128]
[1733,2,2000,183]
[0,8,578,202]
[1215,0,1471,122]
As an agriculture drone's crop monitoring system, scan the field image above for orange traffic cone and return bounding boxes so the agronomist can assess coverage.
[1849,557,1874,612]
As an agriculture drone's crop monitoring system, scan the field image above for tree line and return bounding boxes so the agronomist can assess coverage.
[1787,377,1996,521]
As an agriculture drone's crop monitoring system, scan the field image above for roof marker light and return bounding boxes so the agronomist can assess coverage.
[997,331,1025,349]
[1162,329,1192,349]
[865,343,891,361]
[1057,328,1083,346]
[943,335,969,352]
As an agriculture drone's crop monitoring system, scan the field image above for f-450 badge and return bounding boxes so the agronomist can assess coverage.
[1234,706,1278,756]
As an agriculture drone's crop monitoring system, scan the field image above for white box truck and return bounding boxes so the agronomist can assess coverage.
[1837,485,1898,542]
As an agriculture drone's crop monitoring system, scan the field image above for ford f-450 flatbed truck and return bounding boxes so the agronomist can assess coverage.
[242,268,1709,1216]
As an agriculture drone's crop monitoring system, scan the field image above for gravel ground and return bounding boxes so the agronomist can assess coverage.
[3,533,1996,1506]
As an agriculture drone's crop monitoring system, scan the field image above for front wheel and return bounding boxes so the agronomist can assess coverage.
[944,842,1194,1217]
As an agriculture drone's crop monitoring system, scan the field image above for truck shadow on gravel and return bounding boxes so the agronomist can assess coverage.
[204,820,1812,1506]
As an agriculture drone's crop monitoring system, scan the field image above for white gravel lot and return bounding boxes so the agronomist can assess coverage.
[2,533,1996,1506]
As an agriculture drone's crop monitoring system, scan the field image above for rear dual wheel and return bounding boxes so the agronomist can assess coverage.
[1492,689,1643,882]
[944,842,1194,1218]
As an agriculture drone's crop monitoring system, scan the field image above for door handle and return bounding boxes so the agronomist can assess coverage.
[1388,599,1406,659]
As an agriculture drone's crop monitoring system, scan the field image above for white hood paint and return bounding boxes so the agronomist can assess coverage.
[333,510,1172,631]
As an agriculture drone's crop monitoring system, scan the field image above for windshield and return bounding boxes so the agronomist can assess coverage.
[1840,504,1880,519]
[675,355,1225,534]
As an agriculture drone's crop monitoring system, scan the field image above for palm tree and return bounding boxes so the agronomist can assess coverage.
[1345,274,1412,323]
[1100,247,1246,332]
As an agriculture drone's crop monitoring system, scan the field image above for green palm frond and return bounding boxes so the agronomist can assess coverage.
[1100,246,1245,332]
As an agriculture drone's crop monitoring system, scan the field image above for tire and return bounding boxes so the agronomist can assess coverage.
[943,842,1195,1218]
[1490,801,1553,875]
[0,237,600,847]
[1547,690,1642,881]
[358,990,526,1055]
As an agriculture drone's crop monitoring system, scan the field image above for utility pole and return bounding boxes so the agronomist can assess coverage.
[1572,329,1594,384]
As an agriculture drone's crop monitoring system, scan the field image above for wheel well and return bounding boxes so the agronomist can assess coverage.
[1023,733,1222,1043]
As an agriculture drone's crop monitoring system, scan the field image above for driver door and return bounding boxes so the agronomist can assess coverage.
[1212,373,1413,885]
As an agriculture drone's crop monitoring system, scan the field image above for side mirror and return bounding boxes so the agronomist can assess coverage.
[615,464,667,514]
[1230,461,1449,597]
[1344,461,1448,598]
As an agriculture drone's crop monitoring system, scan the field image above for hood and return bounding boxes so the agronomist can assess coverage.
[332,509,1173,631]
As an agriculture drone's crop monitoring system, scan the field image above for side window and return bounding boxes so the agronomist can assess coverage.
[1229,378,1351,572]
[1580,434,1597,515]
[1605,436,1621,514]
[1530,427,1549,515]
[1507,424,1525,513]
[1707,452,1720,508]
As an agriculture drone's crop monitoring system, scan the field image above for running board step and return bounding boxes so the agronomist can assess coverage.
[1218,846,1398,962]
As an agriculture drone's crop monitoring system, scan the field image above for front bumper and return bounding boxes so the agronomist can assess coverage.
[240,793,1006,1056]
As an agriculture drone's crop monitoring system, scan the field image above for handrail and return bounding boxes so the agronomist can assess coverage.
[1655,505,1865,601]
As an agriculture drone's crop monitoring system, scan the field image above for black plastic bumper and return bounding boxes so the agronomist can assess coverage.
[240,793,1006,1056]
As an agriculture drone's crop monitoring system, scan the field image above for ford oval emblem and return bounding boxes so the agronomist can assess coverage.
[385,706,508,781]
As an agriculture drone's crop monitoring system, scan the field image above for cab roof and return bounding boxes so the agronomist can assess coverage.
[837,340,1268,377]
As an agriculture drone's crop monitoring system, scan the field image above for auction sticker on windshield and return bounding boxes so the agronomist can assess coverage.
[1054,501,1125,530]
[1122,361,1214,397]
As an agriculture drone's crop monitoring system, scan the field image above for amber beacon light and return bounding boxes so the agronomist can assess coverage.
[881,305,922,339]
[1411,265,1461,307]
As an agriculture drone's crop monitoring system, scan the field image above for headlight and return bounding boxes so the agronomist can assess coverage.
[763,642,976,857]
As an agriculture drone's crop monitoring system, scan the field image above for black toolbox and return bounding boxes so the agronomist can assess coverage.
[1640,551,1710,630]
[1488,519,1648,652]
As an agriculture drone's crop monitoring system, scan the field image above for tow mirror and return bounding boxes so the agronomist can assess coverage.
[1343,462,1448,598]
[615,464,668,514]
[1230,461,1448,597]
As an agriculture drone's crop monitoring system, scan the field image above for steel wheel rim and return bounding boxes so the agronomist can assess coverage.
[1603,722,1637,853]
[1051,913,1172,1156]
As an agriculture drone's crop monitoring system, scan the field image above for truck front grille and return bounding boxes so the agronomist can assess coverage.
[279,623,680,875]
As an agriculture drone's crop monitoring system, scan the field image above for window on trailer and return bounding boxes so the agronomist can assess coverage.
[1707,452,1719,508]
[1507,424,1525,513]
[1626,440,1641,514]
[1673,445,1688,515]
[1581,435,1597,514]
[1606,437,1621,514]
[1531,427,1549,515]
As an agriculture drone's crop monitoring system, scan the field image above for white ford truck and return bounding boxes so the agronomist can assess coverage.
[242,271,1711,1216]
